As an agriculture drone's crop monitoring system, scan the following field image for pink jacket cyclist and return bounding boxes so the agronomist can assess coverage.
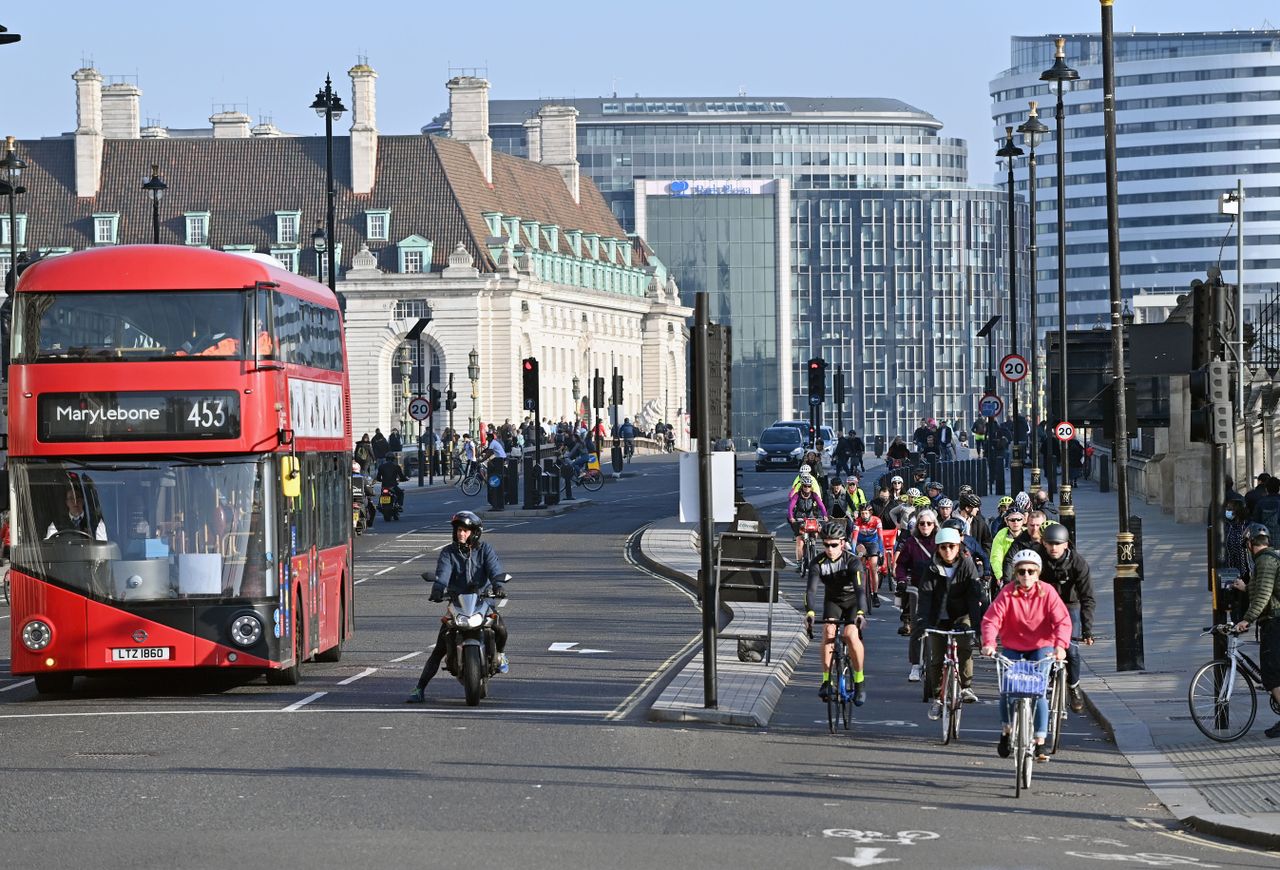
[980,577,1071,653]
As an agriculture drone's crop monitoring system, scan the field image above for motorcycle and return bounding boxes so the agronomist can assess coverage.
[352,472,374,535]
[379,485,402,522]
[426,571,512,706]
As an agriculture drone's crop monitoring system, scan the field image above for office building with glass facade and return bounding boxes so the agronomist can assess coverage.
[430,97,1028,442]
[990,31,1280,333]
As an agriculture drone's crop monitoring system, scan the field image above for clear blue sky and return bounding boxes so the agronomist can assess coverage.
[1,1,1276,185]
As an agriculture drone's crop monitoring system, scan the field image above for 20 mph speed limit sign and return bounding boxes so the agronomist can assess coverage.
[1000,353,1028,382]
[408,396,432,422]
[1055,422,1076,442]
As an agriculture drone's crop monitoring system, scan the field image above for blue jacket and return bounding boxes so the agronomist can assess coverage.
[432,541,506,598]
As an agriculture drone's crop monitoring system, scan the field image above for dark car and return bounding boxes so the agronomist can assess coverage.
[755,426,805,471]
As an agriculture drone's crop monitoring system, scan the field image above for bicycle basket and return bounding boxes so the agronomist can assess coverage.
[802,518,821,534]
[1000,660,1048,697]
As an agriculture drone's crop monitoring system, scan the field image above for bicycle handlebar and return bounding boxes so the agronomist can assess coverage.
[1201,623,1246,637]
[924,628,976,637]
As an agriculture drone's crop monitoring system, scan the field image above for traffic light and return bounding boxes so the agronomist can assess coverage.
[807,357,826,403]
[593,374,605,409]
[612,372,624,406]
[833,366,846,405]
[521,357,539,412]
[429,386,442,413]
[445,388,457,412]
[1190,278,1214,370]
[1189,361,1231,445]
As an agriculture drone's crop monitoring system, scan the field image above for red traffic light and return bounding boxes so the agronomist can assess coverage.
[523,360,534,371]
[808,361,820,370]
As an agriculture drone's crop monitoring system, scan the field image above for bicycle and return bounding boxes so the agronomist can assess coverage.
[1187,624,1280,742]
[924,628,975,745]
[556,456,605,493]
[455,462,485,497]
[994,654,1051,798]
[809,615,862,734]
[796,517,822,575]
[1045,658,1068,755]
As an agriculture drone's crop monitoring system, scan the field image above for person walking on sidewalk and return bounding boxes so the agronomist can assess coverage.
[1233,522,1280,738]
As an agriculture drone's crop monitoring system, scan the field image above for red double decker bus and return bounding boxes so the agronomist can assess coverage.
[6,246,353,694]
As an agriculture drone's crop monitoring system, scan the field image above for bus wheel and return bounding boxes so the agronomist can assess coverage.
[315,594,344,663]
[266,607,304,686]
[34,673,75,695]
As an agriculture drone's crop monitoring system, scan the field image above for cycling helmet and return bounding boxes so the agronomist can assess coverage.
[799,474,815,487]
[1014,491,1032,511]
[913,466,928,477]
[898,494,912,504]
[942,517,967,533]
[799,464,812,475]
[958,484,974,496]
[890,475,903,485]
[912,495,931,508]
[906,487,922,498]
[451,510,483,545]
[997,495,1014,510]
[926,480,943,492]
[1245,522,1271,544]
[822,520,848,541]
[1011,549,1042,570]
[1042,523,1070,545]
[846,475,859,484]
[960,493,983,510]
[937,497,954,510]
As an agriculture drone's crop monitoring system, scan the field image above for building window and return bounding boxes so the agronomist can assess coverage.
[275,211,300,245]
[366,210,390,241]
[396,235,433,274]
[313,244,342,281]
[271,248,298,273]
[402,250,423,273]
[184,212,210,246]
[1,213,27,247]
[92,213,119,245]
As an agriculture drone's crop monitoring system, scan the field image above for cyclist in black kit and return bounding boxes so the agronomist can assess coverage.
[804,521,870,706]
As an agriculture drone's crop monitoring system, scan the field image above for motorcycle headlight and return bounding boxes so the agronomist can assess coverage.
[454,613,484,629]
[22,620,53,652]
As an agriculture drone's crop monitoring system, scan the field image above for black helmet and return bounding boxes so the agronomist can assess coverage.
[1042,523,1070,545]
[958,484,974,496]
[451,510,484,545]
[822,520,848,541]
[960,493,983,510]
[913,466,928,477]
[1245,522,1271,544]
[942,517,967,533]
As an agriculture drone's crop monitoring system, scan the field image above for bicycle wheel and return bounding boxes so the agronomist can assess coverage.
[460,474,482,497]
[1048,667,1067,755]
[939,662,954,745]
[1012,702,1025,799]
[579,470,604,492]
[1020,702,1035,792]
[839,652,854,731]
[943,664,961,745]
[1188,659,1257,742]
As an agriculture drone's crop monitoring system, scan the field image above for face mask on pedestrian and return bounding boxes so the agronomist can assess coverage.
[1225,510,1235,520]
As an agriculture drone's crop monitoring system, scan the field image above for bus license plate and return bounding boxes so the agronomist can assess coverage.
[111,647,171,661]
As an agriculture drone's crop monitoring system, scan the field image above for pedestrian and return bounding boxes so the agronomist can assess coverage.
[1246,472,1270,515]
[1223,498,1251,622]
[1233,523,1280,738]
[354,434,374,472]
[371,428,389,461]
[1252,476,1280,541]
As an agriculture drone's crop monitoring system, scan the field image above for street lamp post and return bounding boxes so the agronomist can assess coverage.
[0,136,25,292]
[141,164,166,244]
[571,375,580,425]
[468,348,480,443]
[1018,103,1049,491]
[310,76,346,304]
[1042,35,1079,541]
[311,222,326,280]
[399,347,412,455]
[997,127,1025,495]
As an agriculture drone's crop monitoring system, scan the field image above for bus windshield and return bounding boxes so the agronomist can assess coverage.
[9,457,276,601]
[13,291,247,362]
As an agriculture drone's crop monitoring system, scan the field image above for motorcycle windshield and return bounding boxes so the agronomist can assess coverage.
[455,592,480,616]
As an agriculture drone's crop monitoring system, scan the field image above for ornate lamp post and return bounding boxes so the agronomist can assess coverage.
[571,375,581,424]
[311,222,326,279]
[0,136,25,290]
[310,76,345,302]
[141,164,166,244]
[399,346,412,447]
[1018,102,1049,491]
[468,348,481,442]
[1042,35,1079,540]
[997,126,1026,495]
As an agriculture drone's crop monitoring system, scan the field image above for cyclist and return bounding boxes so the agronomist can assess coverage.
[980,549,1071,761]
[788,475,828,568]
[846,474,870,513]
[936,497,955,525]
[989,495,1015,537]
[906,494,932,534]
[849,431,866,475]
[1232,523,1280,738]
[619,418,636,461]
[804,520,869,706]
[888,491,919,534]
[923,527,985,718]
[957,493,992,555]
[911,465,930,492]
[896,507,938,677]
[990,509,1027,587]
[886,436,911,470]
[853,503,885,604]
[926,480,946,506]
[1027,523,1095,713]
[827,477,853,528]
[942,516,992,586]
[791,463,824,500]
[886,474,905,503]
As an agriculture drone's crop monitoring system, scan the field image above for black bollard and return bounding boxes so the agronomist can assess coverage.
[561,459,575,500]
[1099,456,1111,494]
[522,456,541,510]
[486,461,505,511]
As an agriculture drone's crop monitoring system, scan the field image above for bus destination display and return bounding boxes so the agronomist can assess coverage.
[38,391,241,441]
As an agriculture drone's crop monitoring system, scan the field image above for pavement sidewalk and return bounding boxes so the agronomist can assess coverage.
[1043,472,1280,848]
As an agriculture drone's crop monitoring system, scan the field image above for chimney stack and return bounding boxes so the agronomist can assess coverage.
[537,105,580,204]
[251,120,282,138]
[101,81,141,139]
[210,110,252,138]
[349,61,378,194]
[446,76,492,184]
[523,117,542,162]
[73,67,104,197]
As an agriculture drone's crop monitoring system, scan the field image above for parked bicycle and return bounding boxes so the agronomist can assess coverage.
[1187,624,1280,742]
[994,654,1051,797]
[924,628,975,745]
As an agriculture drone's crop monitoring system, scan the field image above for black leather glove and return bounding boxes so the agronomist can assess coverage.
[429,587,444,603]
[492,586,507,599]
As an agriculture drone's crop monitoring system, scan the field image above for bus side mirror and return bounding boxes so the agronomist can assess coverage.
[280,456,301,499]
[0,469,8,512]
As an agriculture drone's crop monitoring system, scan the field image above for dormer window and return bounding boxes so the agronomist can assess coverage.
[1,214,27,247]
[184,212,210,246]
[397,235,433,274]
[92,213,120,245]
[482,211,504,237]
[271,247,299,273]
[366,209,390,241]
[275,211,300,245]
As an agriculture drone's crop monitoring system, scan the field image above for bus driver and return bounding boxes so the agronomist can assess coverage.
[46,486,108,541]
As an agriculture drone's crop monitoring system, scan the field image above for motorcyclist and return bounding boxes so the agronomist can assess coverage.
[406,511,510,703]
[375,452,408,509]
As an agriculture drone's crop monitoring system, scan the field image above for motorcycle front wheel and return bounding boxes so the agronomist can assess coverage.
[462,645,484,706]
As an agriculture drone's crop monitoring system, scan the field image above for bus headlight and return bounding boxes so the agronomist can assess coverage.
[229,614,263,648]
[21,620,53,652]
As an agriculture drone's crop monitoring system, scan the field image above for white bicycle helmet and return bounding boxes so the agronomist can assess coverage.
[906,487,922,498]
[799,474,815,487]
[1011,549,1042,570]
[890,475,903,484]
[800,464,812,475]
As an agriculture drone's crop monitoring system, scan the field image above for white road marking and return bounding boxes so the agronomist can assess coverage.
[606,633,701,721]
[833,849,897,867]
[374,566,395,576]
[282,692,327,711]
[337,668,377,685]
[0,706,613,721]
[389,651,424,662]
[433,544,448,551]
[548,642,609,654]
[0,679,34,693]
[0,615,9,621]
